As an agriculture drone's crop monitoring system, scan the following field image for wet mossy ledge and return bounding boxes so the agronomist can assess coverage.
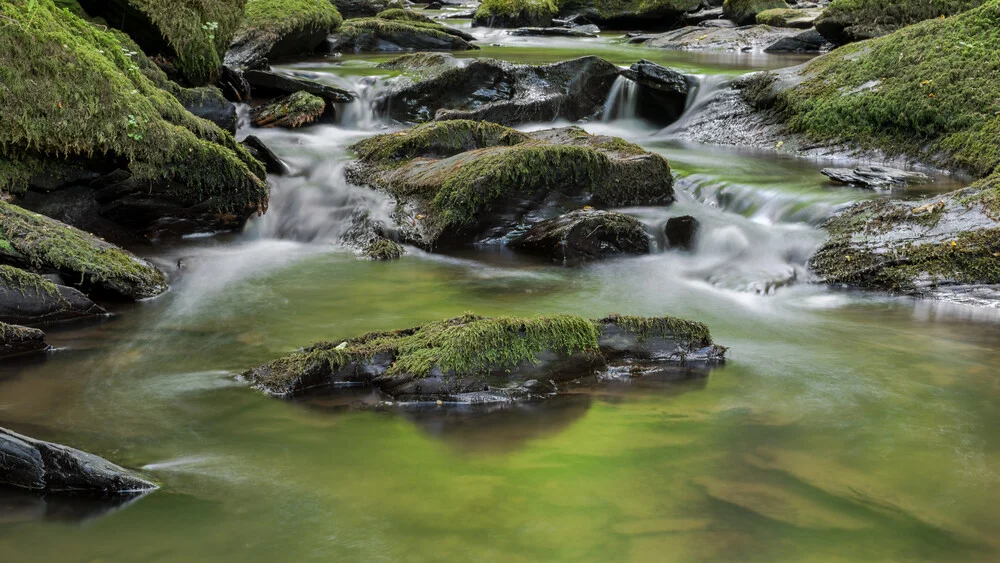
[474,0,558,28]
[0,0,268,238]
[553,0,699,27]
[227,0,344,68]
[816,0,986,44]
[0,265,108,325]
[242,313,726,400]
[0,322,49,359]
[329,11,478,52]
[346,120,674,249]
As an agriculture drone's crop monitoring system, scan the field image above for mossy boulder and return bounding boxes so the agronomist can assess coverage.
[347,120,675,249]
[722,0,788,25]
[335,0,403,18]
[227,0,345,69]
[242,313,726,400]
[473,0,558,28]
[815,0,986,45]
[0,323,49,359]
[251,92,327,128]
[0,1,269,239]
[375,54,619,125]
[328,14,477,52]
[0,202,168,301]
[339,210,406,260]
[554,0,700,28]
[508,209,651,264]
[76,0,245,85]
[755,7,821,28]
[0,265,107,325]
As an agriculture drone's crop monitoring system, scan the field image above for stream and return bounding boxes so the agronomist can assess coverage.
[0,19,998,563]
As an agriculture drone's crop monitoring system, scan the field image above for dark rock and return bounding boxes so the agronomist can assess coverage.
[821,166,932,189]
[0,427,156,495]
[377,54,619,125]
[251,92,327,129]
[557,0,701,29]
[508,209,650,264]
[699,18,737,27]
[722,0,789,26]
[226,5,341,70]
[336,0,401,18]
[763,28,830,53]
[216,65,252,103]
[683,6,724,24]
[243,70,357,104]
[242,136,289,176]
[664,215,700,250]
[328,17,478,52]
[0,266,106,325]
[172,86,237,135]
[426,1,443,8]
[620,59,693,124]
[340,210,406,260]
[0,323,48,359]
[0,486,150,524]
[507,26,600,37]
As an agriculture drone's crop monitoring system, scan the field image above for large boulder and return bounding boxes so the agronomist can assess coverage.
[815,0,986,45]
[0,427,156,495]
[346,120,675,248]
[473,0,558,28]
[328,12,477,52]
[0,323,48,359]
[226,0,344,69]
[0,266,107,325]
[242,313,726,400]
[0,2,269,239]
[619,59,693,125]
[555,0,701,28]
[375,54,619,125]
[76,0,244,85]
[508,209,650,264]
[722,0,788,25]
[0,202,168,300]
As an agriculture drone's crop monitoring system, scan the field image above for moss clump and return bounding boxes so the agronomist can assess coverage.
[251,91,326,128]
[755,7,805,26]
[0,201,167,299]
[816,0,985,43]
[474,0,557,24]
[0,1,268,217]
[0,321,47,356]
[362,238,405,260]
[335,16,474,49]
[598,314,713,348]
[723,0,789,25]
[376,8,435,23]
[351,119,529,162]
[553,0,699,22]
[0,265,65,302]
[234,0,344,46]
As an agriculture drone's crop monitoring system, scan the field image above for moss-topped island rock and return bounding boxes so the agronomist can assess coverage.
[473,0,558,28]
[328,11,478,52]
[346,120,675,248]
[242,313,726,400]
[723,0,788,25]
[0,322,49,359]
[815,0,986,45]
[554,0,700,28]
[227,0,345,68]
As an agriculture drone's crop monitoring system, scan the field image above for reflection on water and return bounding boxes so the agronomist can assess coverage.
[0,487,152,525]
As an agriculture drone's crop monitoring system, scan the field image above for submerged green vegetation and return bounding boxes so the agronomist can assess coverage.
[0,0,267,216]
[816,0,986,42]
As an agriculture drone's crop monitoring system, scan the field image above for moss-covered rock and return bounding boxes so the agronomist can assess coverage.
[227,0,344,68]
[723,0,788,25]
[335,0,403,18]
[362,237,405,260]
[473,0,558,28]
[76,0,245,85]
[815,0,986,44]
[0,322,48,359]
[242,313,725,399]
[0,202,167,300]
[755,7,821,28]
[0,265,107,324]
[250,92,327,128]
[328,14,477,52]
[0,1,269,238]
[375,54,619,125]
[508,209,651,264]
[554,0,700,27]
[347,120,674,249]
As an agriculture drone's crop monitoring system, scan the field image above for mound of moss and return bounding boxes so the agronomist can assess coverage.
[228,0,344,67]
[347,120,673,248]
[0,1,268,234]
[251,91,326,128]
[816,0,985,44]
[243,312,724,398]
[553,0,699,27]
[473,0,558,28]
[0,322,48,359]
[723,0,788,25]
[330,14,477,52]
[0,202,167,300]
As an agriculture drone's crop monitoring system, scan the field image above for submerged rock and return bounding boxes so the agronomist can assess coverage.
[226,0,344,69]
[821,166,931,190]
[375,54,619,125]
[508,209,650,264]
[0,323,48,359]
[242,313,726,400]
[251,92,327,128]
[347,120,675,248]
[328,12,478,52]
[0,427,156,495]
[0,266,106,325]
[815,0,986,45]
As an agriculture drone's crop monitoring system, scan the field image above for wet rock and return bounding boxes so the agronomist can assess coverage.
[665,215,700,250]
[723,0,789,26]
[426,1,444,9]
[0,266,106,325]
[507,25,600,37]
[683,7,724,24]
[216,65,252,103]
[340,211,406,260]
[821,166,931,190]
[328,14,478,52]
[226,0,344,69]
[251,92,327,129]
[641,24,799,51]
[376,54,619,125]
[755,7,822,28]
[242,313,726,399]
[243,69,357,104]
[508,209,650,264]
[336,0,402,18]
[473,0,556,28]
[0,202,168,300]
[699,19,737,28]
[0,323,48,359]
[171,86,237,135]
[620,59,693,124]
[346,120,675,249]
[557,0,701,29]
[242,136,289,176]
[763,28,830,53]
[0,427,156,495]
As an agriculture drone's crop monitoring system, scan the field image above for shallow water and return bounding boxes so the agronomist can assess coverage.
[1,29,998,563]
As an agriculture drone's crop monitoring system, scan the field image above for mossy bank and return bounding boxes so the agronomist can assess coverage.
[816,0,986,44]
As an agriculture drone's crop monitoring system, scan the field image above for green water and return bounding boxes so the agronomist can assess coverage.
[1,28,998,563]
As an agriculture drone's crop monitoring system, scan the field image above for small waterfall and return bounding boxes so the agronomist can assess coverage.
[335,76,385,130]
[602,75,639,122]
[660,74,732,135]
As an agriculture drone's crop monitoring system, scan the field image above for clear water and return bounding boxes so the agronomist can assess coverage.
[0,27,997,563]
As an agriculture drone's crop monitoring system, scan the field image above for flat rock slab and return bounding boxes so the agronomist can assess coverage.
[243,70,357,104]
[640,25,800,51]
[507,25,600,37]
[821,166,932,189]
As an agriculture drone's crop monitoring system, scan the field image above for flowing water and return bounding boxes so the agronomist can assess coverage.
[1,24,998,563]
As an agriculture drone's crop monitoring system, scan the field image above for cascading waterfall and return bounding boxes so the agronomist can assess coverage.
[601,75,639,122]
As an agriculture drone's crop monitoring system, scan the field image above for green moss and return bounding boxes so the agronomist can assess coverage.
[0,321,45,344]
[252,91,326,128]
[53,0,87,18]
[598,314,714,348]
[337,16,465,45]
[362,238,405,260]
[553,0,699,21]
[0,201,167,298]
[817,0,985,42]
[755,7,802,26]
[235,0,344,46]
[352,119,529,162]
[376,8,434,23]
[959,171,1000,217]
[475,0,557,21]
[723,0,789,25]
[0,265,65,302]
[759,1,1000,179]
[0,1,268,216]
